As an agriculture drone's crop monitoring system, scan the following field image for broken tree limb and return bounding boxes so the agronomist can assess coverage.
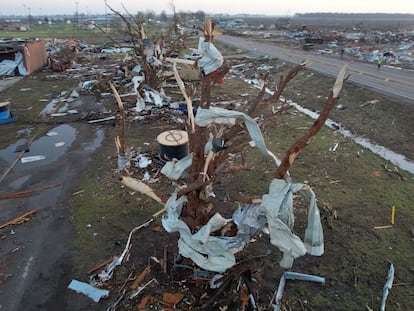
[87,257,115,275]
[275,65,348,179]
[130,265,151,289]
[177,180,207,198]
[105,2,141,48]
[90,219,154,286]
[0,209,38,229]
[152,207,167,219]
[202,151,215,182]
[223,64,304,144]
[120,176,164,205]
[165,57,195,66]
[171,62,195,132]
[251,62,308,117]
[0,184,60,200]
[87,116,116,124]
[110,82,126,156]
[373,225,393,230]
[0,136,35,184]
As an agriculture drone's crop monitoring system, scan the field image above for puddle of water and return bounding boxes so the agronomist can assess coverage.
[340,129,414,175]
[8,174,32,190]
[0,124,76,171]
[249,81,414,176]
[82,129,105,152]
[289,99,414,175]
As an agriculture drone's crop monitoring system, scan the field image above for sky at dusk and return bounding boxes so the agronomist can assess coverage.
[1,0,412,17]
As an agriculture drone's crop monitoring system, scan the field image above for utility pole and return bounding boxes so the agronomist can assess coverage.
[27,7,31,27]
[23,4,27,20]
[75,1,79,30]
[104,0,108,30]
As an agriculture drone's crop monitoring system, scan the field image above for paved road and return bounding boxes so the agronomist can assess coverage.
[215,35,414,105]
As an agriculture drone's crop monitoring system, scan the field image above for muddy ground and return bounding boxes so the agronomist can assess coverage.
[0,44,414,311]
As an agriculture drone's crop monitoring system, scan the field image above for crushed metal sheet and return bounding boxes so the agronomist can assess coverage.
[273,272,325,311]
[20,155,46,163]
[380,261,394,311]
[89,219,154,286]
[68,279,109,302]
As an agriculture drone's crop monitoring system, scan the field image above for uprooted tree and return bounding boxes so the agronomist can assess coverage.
[110,15,348,273]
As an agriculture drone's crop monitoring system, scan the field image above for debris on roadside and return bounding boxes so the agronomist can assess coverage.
[0,209,38,230]
[361,99,380,108]
[382,164,404,181]
[0,39,47,76]
[89,219,154,287]
[321,202,338,229]
[272,271,325,311]
[373,225,393,230]
[20,155,46,163]
[0,184,60,200]
[380,261,394,311]
[0,101,17,125]
[0,137,35,184]
[68,279,110,302]
[329,142,339,152]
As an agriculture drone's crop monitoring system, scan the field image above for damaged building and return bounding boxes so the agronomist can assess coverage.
[0,39,47,76]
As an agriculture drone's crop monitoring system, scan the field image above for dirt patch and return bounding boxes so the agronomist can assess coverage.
[1,46,414,311]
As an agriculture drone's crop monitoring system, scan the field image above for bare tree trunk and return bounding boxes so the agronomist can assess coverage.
[181,73,215,231]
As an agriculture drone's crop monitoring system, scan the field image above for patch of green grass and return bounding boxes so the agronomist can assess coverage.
[211,94,414,309]
[0,23,108,43]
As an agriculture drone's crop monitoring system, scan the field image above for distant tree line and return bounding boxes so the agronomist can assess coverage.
[294,13,414,19]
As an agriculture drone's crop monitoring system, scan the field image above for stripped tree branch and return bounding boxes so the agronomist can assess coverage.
[110,82,126,156]
[275,65,348,179]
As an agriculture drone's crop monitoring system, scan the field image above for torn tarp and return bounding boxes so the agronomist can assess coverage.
[162,192,236,272]
[261,179,324,268]
[195,107,280,165]
[161,153,193,180]
[197,37,224,75]
[162,179,324,272]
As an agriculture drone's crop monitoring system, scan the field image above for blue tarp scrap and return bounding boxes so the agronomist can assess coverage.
[0,102,17,125]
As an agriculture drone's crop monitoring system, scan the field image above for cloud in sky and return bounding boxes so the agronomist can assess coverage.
[2,0,412,16]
